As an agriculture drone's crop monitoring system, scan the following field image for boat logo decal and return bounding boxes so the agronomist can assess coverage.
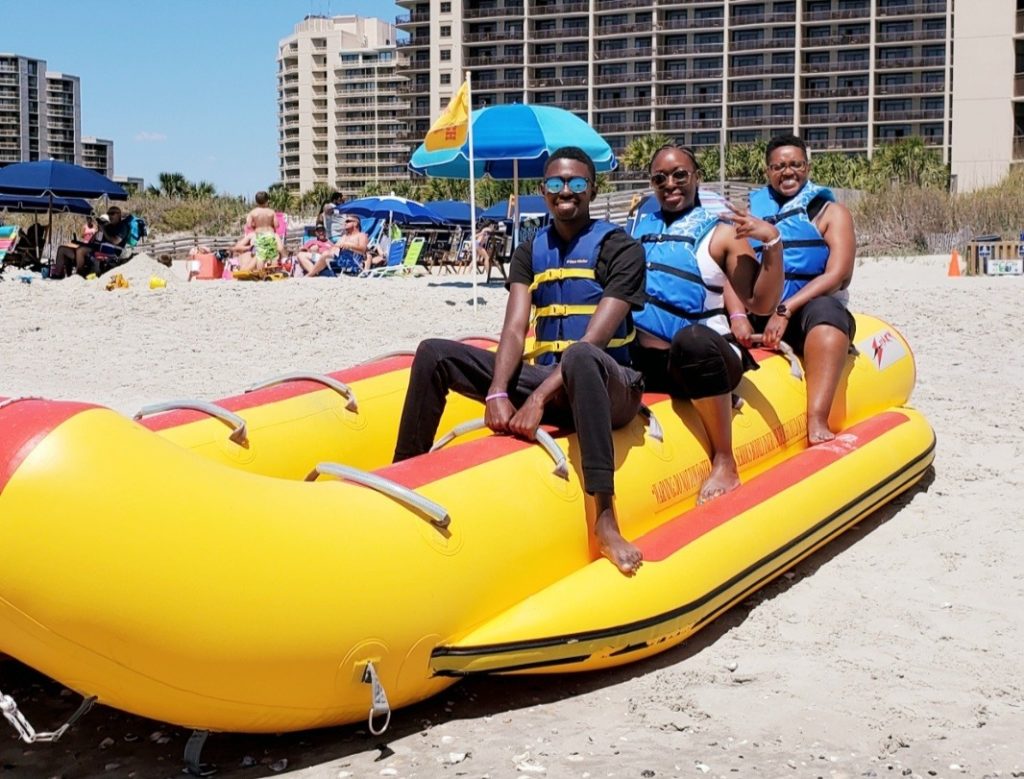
[858,329,906,371]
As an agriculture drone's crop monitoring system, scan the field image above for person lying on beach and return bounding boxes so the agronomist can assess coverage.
[393,146,648,576]
[729,134,856,445]
[295,226,341,277]
[628,144,784,504]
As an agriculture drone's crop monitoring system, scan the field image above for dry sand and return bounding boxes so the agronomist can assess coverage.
[0,254,1021,779]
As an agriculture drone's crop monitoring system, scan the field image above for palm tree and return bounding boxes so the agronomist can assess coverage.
[621,133,673,172]
[190,181,217,199]
[299,182,336,214]
[870,137,948,190]
[696,147,721,179]
[157,172,190,199]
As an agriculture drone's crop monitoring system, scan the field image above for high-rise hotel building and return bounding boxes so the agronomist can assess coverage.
[277,15,408,193]
[0,54,98,169]
[393,0,1024,192]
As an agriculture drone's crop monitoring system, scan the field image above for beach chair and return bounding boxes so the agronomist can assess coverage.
[372,237,425,278]
[363,238,408,278]
[92,215,148,274]
[329,248,365,276]
[0,225,19,269]
[4,223,47,270]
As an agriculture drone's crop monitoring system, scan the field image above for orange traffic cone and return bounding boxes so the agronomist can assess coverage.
[947,249,962,277]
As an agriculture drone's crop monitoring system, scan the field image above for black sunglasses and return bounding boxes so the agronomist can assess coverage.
[650,169,694,187]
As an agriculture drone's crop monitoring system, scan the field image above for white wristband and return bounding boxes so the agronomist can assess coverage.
[762,232,782,250]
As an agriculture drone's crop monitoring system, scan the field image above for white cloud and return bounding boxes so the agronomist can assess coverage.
[134,131,167,142]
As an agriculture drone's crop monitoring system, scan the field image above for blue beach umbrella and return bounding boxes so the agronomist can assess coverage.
[0,160,127,200]
[409,104,617,180]
[344,195,442,225]
[0,194,93,215]
[424,199,472,226]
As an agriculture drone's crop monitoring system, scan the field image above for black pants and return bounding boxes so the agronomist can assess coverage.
[393,339,644,495]
[630,324,755,400]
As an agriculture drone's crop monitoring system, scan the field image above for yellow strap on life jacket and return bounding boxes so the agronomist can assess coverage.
[533,303,598,319]
[523,330,636,362]
[528,267,597,293]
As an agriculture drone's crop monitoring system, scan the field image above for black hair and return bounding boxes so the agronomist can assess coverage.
[330,191,345,202]
[765,134,808,162]
[648,144,700,174]
[544,146,597,183]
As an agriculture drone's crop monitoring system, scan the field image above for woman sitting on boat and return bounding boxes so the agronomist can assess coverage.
[629,144,784,504]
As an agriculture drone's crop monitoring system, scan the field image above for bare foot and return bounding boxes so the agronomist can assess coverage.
[697,453,741,505]
[807,417,836,445]
[595,508,642,576]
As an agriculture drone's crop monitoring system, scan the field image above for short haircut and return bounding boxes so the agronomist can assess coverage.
[330,191,345,202]
[255,191,269,206]
[766,134,809,162]
[544,146,596,182]
[107,206,122,217]
[648,144,699,174]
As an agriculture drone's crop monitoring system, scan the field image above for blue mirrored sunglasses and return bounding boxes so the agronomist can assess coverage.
[543,176,590,195]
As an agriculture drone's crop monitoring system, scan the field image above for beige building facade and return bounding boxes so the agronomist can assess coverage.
[277,15,407,194]
[950,0,1024,192]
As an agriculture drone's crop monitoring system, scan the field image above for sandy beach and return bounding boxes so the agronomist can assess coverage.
[0,255,1021,779]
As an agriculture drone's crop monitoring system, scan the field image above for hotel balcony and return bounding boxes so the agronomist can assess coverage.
[463,4,525,20]
[653,118,722,132]
[803,60,869,74]
[802,34,871,49]
[730,11,798,26]
[802,112,868,124]
[876,2,947,18]
[595,120,651,134]
[875,82,945,95]
[817,137,870,150]
[874,108,945,121]
[532,2,588,15]
[656,43,723,57]
[730,37,798,53]
[803,7,870,22]
[731,89,795,103]
[803,86,869,99]
[661,16,724,31]
[532,27,587,40]
[466,53,525,66]
[875,55,947,69]
[659,92,723,105]
[876,29,947,44]
[465,29,525,43]
[1013,135,1024,159]
[1015,73,1024,98]
[530,51,589,65]
[594,21,654,37]
[595,0,648,10]
[729,64,793,77]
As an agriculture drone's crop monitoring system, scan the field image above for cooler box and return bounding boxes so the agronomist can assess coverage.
[194,253,223,280]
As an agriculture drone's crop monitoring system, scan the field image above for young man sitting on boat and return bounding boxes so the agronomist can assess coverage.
[393,146,648,576]
[729,134,857,445]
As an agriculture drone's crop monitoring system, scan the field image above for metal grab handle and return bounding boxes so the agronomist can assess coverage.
[431,417,569,481]
[1,689,96,744]
[133,400,248,445]
[749,334,804,380]
[639,404,664,442]
[246,372,358,412]
[306,462,450,529]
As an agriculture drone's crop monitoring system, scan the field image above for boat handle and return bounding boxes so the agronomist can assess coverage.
[431,418,569,481]
[133,400,248,446]
[639,404,664,442]
[306,462,451,530]
[246,372,358,412]
[362,349,415,364]
[361,661,392,736]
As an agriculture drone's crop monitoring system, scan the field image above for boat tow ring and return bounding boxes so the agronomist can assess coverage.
[245,372,358,413]
[0,687,96,743]
[431,418,570,480]
[361,661,392,736]
[133,400,249,446]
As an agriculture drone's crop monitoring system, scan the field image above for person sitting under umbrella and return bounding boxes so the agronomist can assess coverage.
[54,206,130,278]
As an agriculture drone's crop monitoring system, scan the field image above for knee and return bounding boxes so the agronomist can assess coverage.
[670,325,718,362]
[560,342,602,378]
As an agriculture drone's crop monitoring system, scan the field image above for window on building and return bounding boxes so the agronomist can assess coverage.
[440,73,451,84]
[440,25,451,37]
[440,50,451,61]
[440,2,451,11]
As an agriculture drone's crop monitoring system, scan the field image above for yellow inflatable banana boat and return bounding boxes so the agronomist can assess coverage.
[0,315,934,736]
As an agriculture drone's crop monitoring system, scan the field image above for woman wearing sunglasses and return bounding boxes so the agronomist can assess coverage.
[630,144,784,504]
[734,134,857,445]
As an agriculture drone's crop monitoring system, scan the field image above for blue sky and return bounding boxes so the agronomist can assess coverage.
[5,0,403,196]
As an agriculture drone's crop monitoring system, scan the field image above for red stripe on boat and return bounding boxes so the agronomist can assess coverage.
[636,411,910,562]
[0,399,98,495]
[139,338,497,432]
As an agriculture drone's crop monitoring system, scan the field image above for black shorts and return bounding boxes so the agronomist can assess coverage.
[750,296,855,354]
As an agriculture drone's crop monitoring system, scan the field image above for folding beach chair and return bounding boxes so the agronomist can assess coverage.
[330,249,365,276]
[0,225,19,269]
[363,238,408,278]
[373,237,425,278]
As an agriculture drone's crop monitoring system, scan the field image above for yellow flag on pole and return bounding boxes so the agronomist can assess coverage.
[424,80,470,152]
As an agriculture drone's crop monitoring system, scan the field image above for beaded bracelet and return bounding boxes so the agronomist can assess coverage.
[485,392,509,402]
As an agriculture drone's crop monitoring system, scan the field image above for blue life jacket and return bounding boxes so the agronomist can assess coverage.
[749,182,835,301]
[527,220,634,367]
[633,207,725,342]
